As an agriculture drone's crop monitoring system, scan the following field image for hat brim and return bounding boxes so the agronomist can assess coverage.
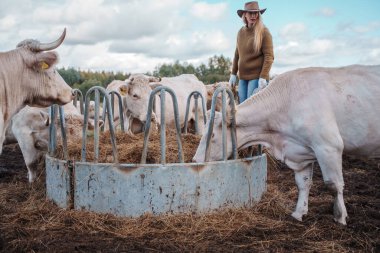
[237,8,266,17]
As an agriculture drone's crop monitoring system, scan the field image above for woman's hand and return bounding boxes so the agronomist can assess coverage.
[258,78,268,89]
[229,74,237,87]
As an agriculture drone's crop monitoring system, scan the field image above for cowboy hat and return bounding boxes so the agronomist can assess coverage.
[237,1,266,17]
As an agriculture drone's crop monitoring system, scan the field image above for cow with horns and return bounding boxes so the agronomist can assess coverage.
[0,28,74,154]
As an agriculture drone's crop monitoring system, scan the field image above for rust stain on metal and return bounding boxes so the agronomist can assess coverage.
[114,164,140,174]
[140,174,145,187]
[191,164,207,172]
[243,159,254,165]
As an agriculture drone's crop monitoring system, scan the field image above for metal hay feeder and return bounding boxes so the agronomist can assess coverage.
[45,85,267,217]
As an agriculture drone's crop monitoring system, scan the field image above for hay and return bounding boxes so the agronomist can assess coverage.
[0,144,379,252]
[54,129,201,164]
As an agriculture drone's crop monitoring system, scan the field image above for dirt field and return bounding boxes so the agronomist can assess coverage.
[0,142,379,252]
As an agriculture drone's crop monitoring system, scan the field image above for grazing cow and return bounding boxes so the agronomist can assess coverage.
[0,29,73,154]
[87,100,104,120]
[73,100,103,120]
[7,103,100,182]
[125,74,207,133]
[105,74,160,134]
[193,65,380,225]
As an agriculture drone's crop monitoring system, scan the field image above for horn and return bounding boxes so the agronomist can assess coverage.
[33,28,66,52]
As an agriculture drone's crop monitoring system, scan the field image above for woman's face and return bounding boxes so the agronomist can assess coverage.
[245,11,259,27]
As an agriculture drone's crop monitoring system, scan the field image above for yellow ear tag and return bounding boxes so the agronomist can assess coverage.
[119,86,127,96]
[41,62,49,70]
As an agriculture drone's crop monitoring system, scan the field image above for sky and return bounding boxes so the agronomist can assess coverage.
[1,0,380,76]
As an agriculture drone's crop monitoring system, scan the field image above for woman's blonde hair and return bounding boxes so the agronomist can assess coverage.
[242,12,265,54]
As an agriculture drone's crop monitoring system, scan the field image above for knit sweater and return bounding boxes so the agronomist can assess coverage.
[231,26,274,81]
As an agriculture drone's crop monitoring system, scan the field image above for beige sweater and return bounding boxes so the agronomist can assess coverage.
[232,26,274,81]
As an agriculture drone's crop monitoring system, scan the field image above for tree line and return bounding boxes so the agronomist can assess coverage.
[58,55,231,96]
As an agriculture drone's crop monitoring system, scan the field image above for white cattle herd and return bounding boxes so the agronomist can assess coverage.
[1,30,379,225]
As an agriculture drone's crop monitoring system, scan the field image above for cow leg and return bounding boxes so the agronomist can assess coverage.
[291,164,313,221]
[17,134,41,183]
[0,116,5,154]
[315,147,347,225]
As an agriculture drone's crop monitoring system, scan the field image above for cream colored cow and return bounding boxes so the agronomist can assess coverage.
[7,103,99,182]
[193,65,380,225]
[0,29,73,154]
[125,74,207,133]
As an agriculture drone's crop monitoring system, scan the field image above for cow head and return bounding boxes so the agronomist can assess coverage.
[16,28,73,107]
[62,114,102,140]
[124,75,156,123]
[193,111,233,162]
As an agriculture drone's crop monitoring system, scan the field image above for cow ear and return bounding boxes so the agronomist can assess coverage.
[149,82,162,90]
[226,108,237,127]
[98,120,104,129]
[148,76,161,82]
[34,52,59,70]
[34,139,49,151]
[40,111,50,126]
[87,119,103,130]
[118,85,129,96]
[206,109,212,118]
[207,87,214,97]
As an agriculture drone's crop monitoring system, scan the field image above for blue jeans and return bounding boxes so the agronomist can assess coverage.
[238,79,259,104]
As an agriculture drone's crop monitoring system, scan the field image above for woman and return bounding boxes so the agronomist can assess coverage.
[229,1,274,103]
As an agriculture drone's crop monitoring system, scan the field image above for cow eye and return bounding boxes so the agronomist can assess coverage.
[133,94,139,99]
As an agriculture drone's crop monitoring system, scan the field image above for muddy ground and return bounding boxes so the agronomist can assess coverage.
[0,143,379,252]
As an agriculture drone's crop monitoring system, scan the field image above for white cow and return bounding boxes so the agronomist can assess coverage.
[105,74,160,134]
[73,100,103,120]
[193,65,380,225]
[7,103,100,182]
[0,29,73,154]
[125,74,207,133]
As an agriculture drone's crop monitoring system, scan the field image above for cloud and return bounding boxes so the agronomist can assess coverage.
[108,30,230,59]
[337,21,380,34]
[0,15,17,31]
[275,39,335,66]
[0,0,233,73]
[279,23,308,41]
[365,48,380,64]
[272,16,380,74]
[190,2,228,21]
[314,7,336,17]
[1,0,379,75]
[58,42,171,74]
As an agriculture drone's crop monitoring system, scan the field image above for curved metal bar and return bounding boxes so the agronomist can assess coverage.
[221,89,227,161]
[93,89,100,162]
[204,87,237,162]
[160,90,166,164]
[48,105,57,156]
[141,86,184,164]
[109,91,125,132]
[48,105,68,159]
[81,86,118,163]
[72,89,84,114]
[101,90,124,132]
[58,105,68,160]
[183,91,207,134]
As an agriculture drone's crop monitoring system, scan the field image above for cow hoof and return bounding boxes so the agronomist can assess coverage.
[334,217,347,225]
[291,212,303,221]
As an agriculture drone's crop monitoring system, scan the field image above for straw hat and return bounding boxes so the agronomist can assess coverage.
[237,1,266,17]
